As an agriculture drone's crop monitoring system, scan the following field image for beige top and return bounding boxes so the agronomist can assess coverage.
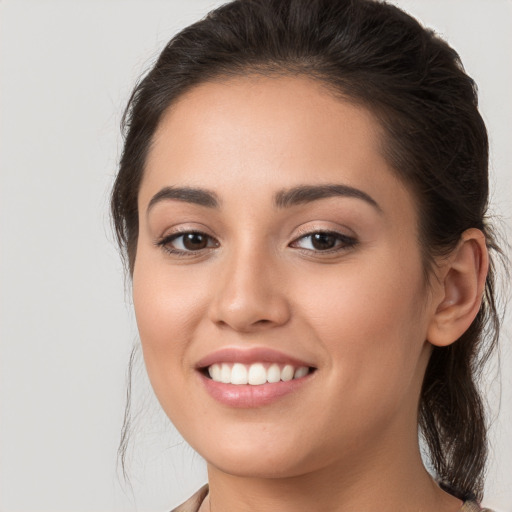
[171,484,494,512]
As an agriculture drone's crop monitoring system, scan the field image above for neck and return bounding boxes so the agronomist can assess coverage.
[203,427,462,512]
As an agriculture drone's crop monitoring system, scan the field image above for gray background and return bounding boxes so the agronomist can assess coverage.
[1,1,510,511]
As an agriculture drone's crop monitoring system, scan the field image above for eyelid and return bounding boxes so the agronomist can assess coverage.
[154,222,219,244]
[153,224,358,257]
[154,228,219,257]
[289,227,359,254]
[291,222,356,239]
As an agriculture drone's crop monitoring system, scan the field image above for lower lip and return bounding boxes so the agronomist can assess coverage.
[199,372,314,408]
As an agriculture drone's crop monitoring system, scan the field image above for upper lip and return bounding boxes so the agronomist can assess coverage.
[195,347,316,369]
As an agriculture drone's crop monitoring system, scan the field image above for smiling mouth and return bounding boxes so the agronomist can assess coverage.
[202,362,314,385]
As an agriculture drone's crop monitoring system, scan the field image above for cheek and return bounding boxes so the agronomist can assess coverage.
[132,252,207,382]
[301,257,424,330]
[131,258,213,433]
[295,249,428,393]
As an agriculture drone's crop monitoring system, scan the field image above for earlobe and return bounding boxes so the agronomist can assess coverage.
[427,228,489,347]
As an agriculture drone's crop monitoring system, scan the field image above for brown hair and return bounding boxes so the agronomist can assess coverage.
[111,0,504,500]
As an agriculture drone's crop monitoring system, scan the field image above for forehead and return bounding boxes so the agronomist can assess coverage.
[149,75,383,168]
[140,75,413,218]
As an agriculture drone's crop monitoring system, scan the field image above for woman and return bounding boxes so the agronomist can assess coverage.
[111,0,504,510]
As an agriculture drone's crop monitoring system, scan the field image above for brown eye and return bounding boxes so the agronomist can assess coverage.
[157,231,219,255]
[310,233,337,250]
[291,231,357,253]
[182,232,209,250]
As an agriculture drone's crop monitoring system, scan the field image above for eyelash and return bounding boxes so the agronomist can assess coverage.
[155,230,219,257]
[290,230,358,254]
[155,230,358,257]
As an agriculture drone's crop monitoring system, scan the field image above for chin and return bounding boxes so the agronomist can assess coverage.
[207,453,312,479]
[192,430,328,479]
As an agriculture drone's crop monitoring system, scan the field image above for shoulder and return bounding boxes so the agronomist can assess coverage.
[170,484,209,512]
[460,501,495,512]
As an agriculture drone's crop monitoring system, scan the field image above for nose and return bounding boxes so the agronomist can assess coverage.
[208,245,291,333]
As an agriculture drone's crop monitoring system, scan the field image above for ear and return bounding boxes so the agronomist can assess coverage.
[427,228,489,347]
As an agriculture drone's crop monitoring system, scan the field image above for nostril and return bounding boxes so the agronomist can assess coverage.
[208,285,291,331]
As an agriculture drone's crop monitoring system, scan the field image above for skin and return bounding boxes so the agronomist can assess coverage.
[133,76,488,512]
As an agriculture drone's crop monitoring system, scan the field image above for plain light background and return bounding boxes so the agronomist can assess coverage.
[0,1,510,511]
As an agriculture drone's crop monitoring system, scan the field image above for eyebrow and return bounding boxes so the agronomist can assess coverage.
[273,184,382,212]
[147,186,219,212]
[147,183,381,213]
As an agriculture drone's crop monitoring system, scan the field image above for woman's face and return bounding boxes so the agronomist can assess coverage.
[133,76,436,478]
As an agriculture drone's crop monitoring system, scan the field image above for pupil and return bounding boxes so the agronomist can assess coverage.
[183,233,208,250]
[312,233,336,250]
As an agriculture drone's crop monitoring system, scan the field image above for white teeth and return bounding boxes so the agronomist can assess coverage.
[294,366,309,379]
[209,363,221,381]
[231,363,248,384]
[220,363,231,384]
[267,363,281,383]
[281,364,294,381]
[207,362,311,385]
[248,363,267,385]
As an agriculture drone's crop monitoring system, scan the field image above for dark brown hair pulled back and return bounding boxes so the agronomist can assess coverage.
[111,0,503,501]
